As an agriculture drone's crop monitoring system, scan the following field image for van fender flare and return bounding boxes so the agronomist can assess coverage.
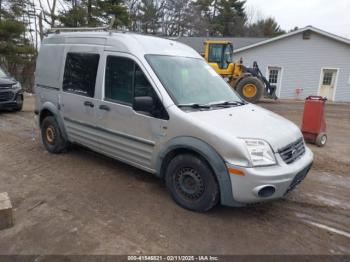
[39,102,68,141]
[156,136,242,207]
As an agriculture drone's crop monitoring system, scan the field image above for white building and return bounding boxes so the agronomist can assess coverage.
[234,26,350,102]
[177,26,350,102]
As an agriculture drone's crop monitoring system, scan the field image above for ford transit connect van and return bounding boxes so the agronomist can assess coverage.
[35,31,313,212]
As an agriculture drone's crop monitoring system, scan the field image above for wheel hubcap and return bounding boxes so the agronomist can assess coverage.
[46,126,56,144]
[321,135,327,145]
[175,167,204,200]
[243,84,258,98]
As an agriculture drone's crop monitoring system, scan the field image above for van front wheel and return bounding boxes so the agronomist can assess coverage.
[165,154,219,212]
[41,116,69,154]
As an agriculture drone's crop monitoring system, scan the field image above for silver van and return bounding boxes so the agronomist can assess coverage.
[35,31,313,212]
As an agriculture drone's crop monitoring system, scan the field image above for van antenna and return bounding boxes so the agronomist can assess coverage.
[48,15,116,34]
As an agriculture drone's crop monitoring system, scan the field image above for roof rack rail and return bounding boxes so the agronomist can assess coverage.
[48,15,116,34]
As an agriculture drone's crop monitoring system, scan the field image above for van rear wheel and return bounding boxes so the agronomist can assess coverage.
[41,116,69,154]
[165,154,219,212]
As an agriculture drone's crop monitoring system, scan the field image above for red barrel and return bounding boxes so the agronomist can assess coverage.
[301,96,327,147]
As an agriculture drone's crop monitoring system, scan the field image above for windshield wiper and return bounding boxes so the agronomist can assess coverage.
[178,103,212,109]
[210,101,246,107]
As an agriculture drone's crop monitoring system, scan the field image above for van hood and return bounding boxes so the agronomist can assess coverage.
[189,104,302,152]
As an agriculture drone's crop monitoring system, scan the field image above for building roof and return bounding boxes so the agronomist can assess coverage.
[235,26,350,53]
[174,36,267,54]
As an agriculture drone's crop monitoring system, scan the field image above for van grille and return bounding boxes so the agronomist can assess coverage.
[278,138,305,164]
[0,91,13,102]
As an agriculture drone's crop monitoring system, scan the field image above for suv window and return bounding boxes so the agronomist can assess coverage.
[105,56,168,119]
[63,53,100,97]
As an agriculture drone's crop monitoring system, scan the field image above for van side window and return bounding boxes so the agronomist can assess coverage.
[105,56,134,104]
[105,56,169,119]
[63,53,100,98]
[134,64,153,97]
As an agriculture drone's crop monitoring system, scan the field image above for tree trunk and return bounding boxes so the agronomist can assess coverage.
[38,12,44,40]
[0,0,2,21]
[50,0,57,27]
[87,0,92,25]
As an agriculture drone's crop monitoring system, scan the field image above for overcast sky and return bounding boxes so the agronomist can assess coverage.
[246,0,350,38]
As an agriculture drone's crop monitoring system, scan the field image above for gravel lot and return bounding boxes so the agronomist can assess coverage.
[0,94,349,255]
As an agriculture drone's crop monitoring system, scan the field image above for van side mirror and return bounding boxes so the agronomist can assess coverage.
[133,96,154,113]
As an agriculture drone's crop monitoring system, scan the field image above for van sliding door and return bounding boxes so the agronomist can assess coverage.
[60,48,101,147]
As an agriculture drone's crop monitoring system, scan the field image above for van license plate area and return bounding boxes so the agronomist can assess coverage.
[285,163,313,195]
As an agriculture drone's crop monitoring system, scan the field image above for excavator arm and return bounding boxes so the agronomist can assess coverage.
[243,62,278,100]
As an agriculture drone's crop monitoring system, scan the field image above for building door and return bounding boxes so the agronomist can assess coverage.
[319,69,337,100]
[268,67,282,96]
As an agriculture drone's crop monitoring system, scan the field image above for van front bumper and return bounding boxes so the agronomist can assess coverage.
[226,147,314,204]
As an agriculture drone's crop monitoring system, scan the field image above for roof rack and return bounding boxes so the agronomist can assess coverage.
[48,15,116,34]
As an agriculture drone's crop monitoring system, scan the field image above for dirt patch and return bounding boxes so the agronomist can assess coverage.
[0,95,349,255]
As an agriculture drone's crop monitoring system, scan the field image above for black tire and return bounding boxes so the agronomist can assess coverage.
[235,76,264,103]
[165,154,219,212]
[41,116,69,154]
[315,133,327,147]
[14,95,23,112]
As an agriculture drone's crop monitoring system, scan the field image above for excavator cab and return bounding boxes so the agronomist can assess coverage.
[203,40,277,103]
[204,41,237,79]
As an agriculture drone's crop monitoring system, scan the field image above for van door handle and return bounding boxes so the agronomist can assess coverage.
[84,101,94,108]
[99,105,110,111]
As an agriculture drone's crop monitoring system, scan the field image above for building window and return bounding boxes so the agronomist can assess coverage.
[269,69,279,84]
[322,72,333,85]
[63,53,100,98]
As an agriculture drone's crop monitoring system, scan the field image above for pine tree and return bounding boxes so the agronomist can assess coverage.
[214,0,246,36]
[0,0,35,90]
[58,0,129,28]
[247,17,285,37]
[136,0,164,34]
[190,0,246,37]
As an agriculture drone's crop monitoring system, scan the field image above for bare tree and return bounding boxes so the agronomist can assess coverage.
[163,0,192,36]
[37,0,58,27]
[245,5,264,26]
[126,0,141,32]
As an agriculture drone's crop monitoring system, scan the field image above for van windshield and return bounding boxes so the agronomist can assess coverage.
[146,55,242,106]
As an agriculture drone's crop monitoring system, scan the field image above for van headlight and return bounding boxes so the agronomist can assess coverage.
[242,139,277,167]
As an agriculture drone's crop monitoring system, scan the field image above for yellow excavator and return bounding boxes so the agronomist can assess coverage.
[203,40,278,103]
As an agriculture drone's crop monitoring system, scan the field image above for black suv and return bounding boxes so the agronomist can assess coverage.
[0,67,23,111]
